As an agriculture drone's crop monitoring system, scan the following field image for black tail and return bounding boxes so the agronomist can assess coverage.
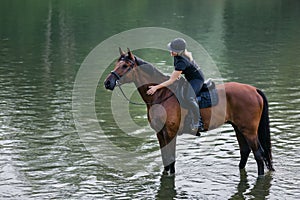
[257,89,275,171]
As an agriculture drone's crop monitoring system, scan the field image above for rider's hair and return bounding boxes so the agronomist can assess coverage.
[178,49,193,61]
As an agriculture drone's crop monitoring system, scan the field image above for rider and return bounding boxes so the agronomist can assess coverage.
[147,38,205,133]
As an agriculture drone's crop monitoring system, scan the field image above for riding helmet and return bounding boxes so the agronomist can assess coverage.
[167,38,187,53]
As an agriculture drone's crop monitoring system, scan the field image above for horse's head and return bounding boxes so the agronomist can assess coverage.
[104,48,136,90]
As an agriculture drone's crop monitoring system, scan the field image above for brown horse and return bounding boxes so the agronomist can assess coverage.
[104,48,275,176]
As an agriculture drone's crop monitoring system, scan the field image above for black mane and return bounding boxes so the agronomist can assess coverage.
[134,56,169,81]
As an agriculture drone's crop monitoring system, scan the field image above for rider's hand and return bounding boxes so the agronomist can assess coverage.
[147,85,158,95]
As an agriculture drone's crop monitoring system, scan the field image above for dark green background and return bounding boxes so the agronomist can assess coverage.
[0,0,299,199]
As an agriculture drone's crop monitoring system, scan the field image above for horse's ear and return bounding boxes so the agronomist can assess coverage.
[127,48,134,60]
[119,47,125,56]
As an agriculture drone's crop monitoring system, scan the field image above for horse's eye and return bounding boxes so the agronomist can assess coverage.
[122,64,127,69]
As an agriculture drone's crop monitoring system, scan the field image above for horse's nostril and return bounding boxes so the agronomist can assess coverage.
[104,80,110,89]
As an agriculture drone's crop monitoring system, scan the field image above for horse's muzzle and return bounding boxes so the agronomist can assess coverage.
[104,77,116,90]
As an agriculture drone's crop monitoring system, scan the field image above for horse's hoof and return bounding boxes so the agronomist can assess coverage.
[257,174,265,179]
[169,172,175,177]
[162,170,169,175]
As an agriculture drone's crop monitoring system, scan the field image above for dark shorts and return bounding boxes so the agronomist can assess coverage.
[189,79,204,96]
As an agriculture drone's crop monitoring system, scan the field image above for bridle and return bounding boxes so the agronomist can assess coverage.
[110,57,147,105]
[110,57,175,106]
[110,57,135,84]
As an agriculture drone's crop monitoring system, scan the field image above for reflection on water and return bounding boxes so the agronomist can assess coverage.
[155,170,273,200]
[156,175,177,200]
[1,0,300,199]
[229,170,272,200]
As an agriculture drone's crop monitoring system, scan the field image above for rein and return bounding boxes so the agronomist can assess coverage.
[111,56,175,106]
[115,81,145,105]
[115,82,175,106]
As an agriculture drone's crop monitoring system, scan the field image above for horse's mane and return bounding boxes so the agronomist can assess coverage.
[134,56,169,82]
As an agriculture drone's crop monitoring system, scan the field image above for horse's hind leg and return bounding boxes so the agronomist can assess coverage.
[233,124,251,169]
[253,145,265,176]
[237,135,251,170]
[234,124,264,175]
[245,134,265,176]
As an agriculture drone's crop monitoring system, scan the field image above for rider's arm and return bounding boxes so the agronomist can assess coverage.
[158,70,182,89]
[147,70,182,95]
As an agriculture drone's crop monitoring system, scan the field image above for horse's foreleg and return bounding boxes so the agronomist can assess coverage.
[161,138,176,175]
[163,161,175,175]
[157,130,177,175]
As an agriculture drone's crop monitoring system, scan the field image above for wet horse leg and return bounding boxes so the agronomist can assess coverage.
[163,161,175,175]
[156,129,177,175]
[253,144,265,176]
[233,124,251,169]
[245,134,265,176]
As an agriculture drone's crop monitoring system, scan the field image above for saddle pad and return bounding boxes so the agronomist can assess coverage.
[197,89,219,109]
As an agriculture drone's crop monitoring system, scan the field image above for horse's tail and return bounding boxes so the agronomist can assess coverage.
[257,89,275,171]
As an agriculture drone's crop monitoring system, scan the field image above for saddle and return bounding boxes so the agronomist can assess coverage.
[175,77,219,109]
[197,78,219,109]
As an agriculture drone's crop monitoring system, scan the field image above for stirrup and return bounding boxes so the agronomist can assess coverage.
[191,123,204,135]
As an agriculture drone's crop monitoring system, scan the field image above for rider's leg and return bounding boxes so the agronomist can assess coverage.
[187,79,204,133]
[188,97,204,132]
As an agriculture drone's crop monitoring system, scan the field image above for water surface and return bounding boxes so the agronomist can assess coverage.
[1,0,300,199]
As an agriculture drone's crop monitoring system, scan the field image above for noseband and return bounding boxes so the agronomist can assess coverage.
[110,71,121,80]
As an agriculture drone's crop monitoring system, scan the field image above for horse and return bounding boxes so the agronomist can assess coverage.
[104,48,275,176]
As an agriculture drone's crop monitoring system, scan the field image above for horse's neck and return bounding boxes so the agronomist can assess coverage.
[133,60,170,104]
[135,82,171,106]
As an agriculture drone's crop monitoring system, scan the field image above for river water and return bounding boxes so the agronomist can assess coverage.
[1,0,300,199]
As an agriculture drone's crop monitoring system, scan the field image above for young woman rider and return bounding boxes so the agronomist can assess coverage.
[146,38,205,134]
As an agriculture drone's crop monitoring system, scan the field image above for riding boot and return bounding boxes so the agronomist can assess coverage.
[188,97,204,134]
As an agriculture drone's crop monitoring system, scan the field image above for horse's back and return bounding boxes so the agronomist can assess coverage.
[221,82,264,130]
[222,82,259,95]
[222,82,263,108]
